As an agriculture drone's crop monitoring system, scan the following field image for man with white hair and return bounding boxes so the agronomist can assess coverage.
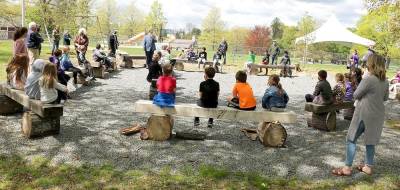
[26,22,44,66]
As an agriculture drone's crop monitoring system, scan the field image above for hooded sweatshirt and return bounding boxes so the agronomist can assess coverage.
[25,59,45,99]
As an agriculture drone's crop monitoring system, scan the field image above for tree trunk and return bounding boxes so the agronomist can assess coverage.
[257,122,287,147]
[175,62,184,71]
[22,111,60,138]
[307,111,336,131]
[144,115,173,141]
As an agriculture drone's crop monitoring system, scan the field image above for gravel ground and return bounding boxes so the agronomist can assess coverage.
[0,67,399,180]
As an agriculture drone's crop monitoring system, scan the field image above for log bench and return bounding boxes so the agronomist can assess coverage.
[117,51,146,68]
[304,101,354,131]
[248,64,300,76]
[91,61,109,79]
[174,58,221,72]
[0,84,63,138]
[133,100,297,147]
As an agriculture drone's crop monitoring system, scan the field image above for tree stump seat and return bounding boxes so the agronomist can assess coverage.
[133,100,297,147]
[304,101,354,131]
[0,84,64,138]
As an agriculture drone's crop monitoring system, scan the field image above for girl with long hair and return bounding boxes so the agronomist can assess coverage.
[39,62,68,104]
[262,74,289,110]
[6,54,29,90]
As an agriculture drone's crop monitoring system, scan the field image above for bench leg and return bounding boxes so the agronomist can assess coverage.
[93,66,106,79]
[142,114,173,141]
[22,111,60,138]
[0,95,23,115]
[307,111,336,131]
[175,62,184,71]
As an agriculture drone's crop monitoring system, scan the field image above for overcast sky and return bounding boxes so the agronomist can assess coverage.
[118,0,367,29]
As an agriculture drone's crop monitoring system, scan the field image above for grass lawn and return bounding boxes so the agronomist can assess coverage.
[0,155,399,190]
[1,40,397,81]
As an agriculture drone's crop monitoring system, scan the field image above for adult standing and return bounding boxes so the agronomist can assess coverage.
[26,22,44,66]
[143,31,157,67]
[350,49,359,70]
[108,30,119,57]
[332,53,389,176]
[51,26,61,55]
[218,38,228,65]
[361,45,375,68]
[74,28,89,64]
[13,27,28,56]
[270,41,280,65]
[63,30,72,46]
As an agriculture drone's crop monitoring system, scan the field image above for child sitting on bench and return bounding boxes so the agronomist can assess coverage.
[93,44,112,70]
[244,50,256,73]
[153,63,176,107]
[227,71,256,111]
[194,67,219,128]
[262,74,288,110]
[50,49,70,88]
[147,52,163,100]
[198,47,208,69]
[39,62,68,104]
[6,54,29,90]
[344,73,355,101]
[305,70,333,105]
[332,73,346,103]
[60,46,86,85]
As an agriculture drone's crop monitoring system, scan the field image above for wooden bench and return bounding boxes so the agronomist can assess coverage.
[133,100,297,147]
[91,61,109,79]
[389,83,400,100]
[117,51,146,68]
[249,64,300,76]
[304,101,354,131]
[174,58,222,72]
[0,84,63,138]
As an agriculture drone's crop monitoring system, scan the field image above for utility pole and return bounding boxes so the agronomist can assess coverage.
[21,0,25,27]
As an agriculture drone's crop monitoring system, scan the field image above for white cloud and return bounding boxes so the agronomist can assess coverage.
[117,0,367,29]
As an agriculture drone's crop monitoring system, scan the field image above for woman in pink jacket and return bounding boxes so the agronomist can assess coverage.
[13,27,28,56]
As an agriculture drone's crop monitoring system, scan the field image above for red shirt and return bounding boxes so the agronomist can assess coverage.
[157,75,176,94]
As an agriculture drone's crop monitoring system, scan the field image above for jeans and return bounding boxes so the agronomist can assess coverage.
[305,94,315,102]
[52,40,59,55]
[271,54,278,65]
[345,121,375,166]
[145,51,154,67]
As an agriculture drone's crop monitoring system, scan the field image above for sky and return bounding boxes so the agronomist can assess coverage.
[120,0,367,29]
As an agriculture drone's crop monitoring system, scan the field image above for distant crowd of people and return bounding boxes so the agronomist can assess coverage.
[6,21,120,105]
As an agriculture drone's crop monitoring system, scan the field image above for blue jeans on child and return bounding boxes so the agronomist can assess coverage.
[345,121,375,166]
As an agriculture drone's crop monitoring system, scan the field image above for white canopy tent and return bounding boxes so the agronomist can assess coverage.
[295,16,375,47]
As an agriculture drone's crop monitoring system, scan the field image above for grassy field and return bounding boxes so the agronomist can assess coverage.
[0,155,399,190]
[1,40,398,81]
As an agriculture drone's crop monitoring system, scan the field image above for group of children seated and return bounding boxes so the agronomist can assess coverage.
[147,52,290,127]
[305,68,363,106]
[6,44,109,104]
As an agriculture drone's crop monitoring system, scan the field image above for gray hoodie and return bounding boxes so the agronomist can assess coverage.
[25,59,45,99]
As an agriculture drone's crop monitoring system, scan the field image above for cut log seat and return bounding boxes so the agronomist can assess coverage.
[91,61,107,79]
[133,100,296,146]
[117,51,146,68]
[304,101,354,131]
[133,100,297,124]
[304,101,354,114]
[0,84,63,138]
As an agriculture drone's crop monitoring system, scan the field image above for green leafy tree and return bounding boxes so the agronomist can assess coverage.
[145,0,167,38]
[0,0,20,26]
[279,26,298,51]
[119,3,145,38]
[270,17,284,40]
[200,6,225,49]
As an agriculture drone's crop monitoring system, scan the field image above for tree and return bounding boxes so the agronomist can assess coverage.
[200,6,225,49]
[279,26,298,50]
[145,0,167,38]
[0,0,20,26]
[297,13,317,63]
[245,25,272,54]
[96,0,118,36]
[270,17,284,40]
[119,3,145,37]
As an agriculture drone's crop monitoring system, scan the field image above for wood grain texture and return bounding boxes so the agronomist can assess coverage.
[133,100,297,123]
[0,84,63,118]
[304,101,354,114]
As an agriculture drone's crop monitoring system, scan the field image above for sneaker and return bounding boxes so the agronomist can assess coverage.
[207,122,213,128]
